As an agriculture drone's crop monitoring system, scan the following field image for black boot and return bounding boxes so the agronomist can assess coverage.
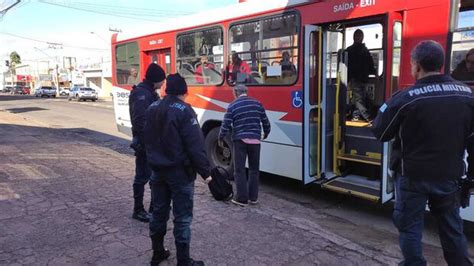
[150,235,170,266]
[132,208,150,223]
[176,243,204,266]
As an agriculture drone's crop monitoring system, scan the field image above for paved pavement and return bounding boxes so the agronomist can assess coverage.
[0,95,472,265]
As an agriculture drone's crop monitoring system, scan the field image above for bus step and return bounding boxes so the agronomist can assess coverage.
[322,175,380,202]
[337,154,381,166]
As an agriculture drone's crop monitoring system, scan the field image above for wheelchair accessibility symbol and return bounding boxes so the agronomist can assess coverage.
[291,91,303,108]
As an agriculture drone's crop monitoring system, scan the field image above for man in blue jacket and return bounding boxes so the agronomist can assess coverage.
[219,84,271,207]
[144,73,212,266]
[372,40,472,266]
[129,63,165,222]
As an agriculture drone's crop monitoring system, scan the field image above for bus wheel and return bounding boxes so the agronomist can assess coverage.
[205,127,234,180]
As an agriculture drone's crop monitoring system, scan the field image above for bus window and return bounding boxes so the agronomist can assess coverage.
[115,42,140,85]
[228,12,299,86]
[176,27,224,86]
[450,7,474,83]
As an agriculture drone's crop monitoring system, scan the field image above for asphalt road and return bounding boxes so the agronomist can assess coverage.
[1,94,473,265]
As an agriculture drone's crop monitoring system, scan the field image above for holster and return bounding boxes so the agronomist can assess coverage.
[130,137,145,156]
[460,177,474,208]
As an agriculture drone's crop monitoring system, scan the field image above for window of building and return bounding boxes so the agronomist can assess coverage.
[176,27,224,86]
[450,6,474,83]
[115,42,140,85]
[228,12,299,86]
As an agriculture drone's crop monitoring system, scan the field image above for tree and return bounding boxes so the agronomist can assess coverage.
[9,51,21,75]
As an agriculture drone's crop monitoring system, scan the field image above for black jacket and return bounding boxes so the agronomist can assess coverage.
[346,43,375,83]
[144,96,210,180]
[129,80,157,145]
[372,74,474,180]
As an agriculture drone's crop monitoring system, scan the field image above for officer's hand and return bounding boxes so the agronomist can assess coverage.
[218,139,224,148]
[205,176,212,184]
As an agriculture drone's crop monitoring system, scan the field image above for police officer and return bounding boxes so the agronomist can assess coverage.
[129,63,166,222]
[372,40,473,266]
[144,73,212,266]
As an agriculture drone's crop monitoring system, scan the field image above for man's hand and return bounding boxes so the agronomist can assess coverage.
[205,176,212,184]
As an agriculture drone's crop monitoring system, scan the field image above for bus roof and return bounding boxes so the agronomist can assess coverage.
[116,0,311,42]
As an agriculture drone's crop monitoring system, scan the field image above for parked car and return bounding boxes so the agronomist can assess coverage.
[22,86,31,95]
[59,87,70,96]
[1,86,12,93]
[35,86,57,98]
[68,87,98,101]
[11,86,24,95]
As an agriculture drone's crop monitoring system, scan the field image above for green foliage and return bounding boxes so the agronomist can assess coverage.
[10,51,21,66]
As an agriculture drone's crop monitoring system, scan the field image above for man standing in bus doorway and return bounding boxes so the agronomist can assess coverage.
[219,84,271,207]
[372,40,473,266]
[129,63,166,222]
[144,74,212,266]
[346,29,376,122]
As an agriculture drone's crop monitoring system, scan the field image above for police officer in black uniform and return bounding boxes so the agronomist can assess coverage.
[144,73,212,266]
[372,40,473,266]
[129,63,166,222]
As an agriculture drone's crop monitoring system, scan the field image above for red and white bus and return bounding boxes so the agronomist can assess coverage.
[111,0,474,220]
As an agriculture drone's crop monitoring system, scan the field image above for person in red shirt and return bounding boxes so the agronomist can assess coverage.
[194,56,216,84]
[228,52,251,84]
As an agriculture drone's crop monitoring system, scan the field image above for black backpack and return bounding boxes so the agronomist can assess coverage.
[208,167,233,201]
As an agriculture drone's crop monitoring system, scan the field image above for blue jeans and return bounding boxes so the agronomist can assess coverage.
[393,175,472,266]
[133,152,152,211]
[149,168,194,264]
[233,140,261,202]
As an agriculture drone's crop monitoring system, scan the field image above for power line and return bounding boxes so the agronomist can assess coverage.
[0,31,108,50]
[38,0,194,22]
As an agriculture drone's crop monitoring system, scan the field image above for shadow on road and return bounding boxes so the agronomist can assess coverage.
[6,107,48,113]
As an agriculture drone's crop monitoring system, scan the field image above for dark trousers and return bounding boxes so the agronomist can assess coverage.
[349,79,371,120]
[149,169,194,265]
[233,140,261,202]
[133,152,152,211]
[393,175,472,266]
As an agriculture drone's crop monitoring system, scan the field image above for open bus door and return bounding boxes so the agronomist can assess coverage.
[305,15,402,203]
[303,25,325,184]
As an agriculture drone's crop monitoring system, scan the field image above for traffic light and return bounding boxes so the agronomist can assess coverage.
[5,60,9,67]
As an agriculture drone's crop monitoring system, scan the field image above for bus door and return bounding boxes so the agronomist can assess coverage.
[146,48,172,75]
[315,17,397,204]
[303,25,325,184]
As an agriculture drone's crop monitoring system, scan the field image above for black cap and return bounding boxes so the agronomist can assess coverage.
[165,73,188,95]
[145,63,166,83]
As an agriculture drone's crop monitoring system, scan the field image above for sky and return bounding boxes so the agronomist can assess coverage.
[0,0,236,71]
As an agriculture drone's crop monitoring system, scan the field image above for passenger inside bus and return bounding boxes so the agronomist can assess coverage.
[195,55,217,84]
[228,52,251,84]
[127,68,140,85]
[280,51,296,73]
[451,48,474,82]
[346,29,376,122]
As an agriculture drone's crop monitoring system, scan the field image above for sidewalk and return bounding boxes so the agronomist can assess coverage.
[0,110,445,265]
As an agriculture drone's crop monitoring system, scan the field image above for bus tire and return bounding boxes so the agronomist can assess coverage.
[204,127,234,180]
